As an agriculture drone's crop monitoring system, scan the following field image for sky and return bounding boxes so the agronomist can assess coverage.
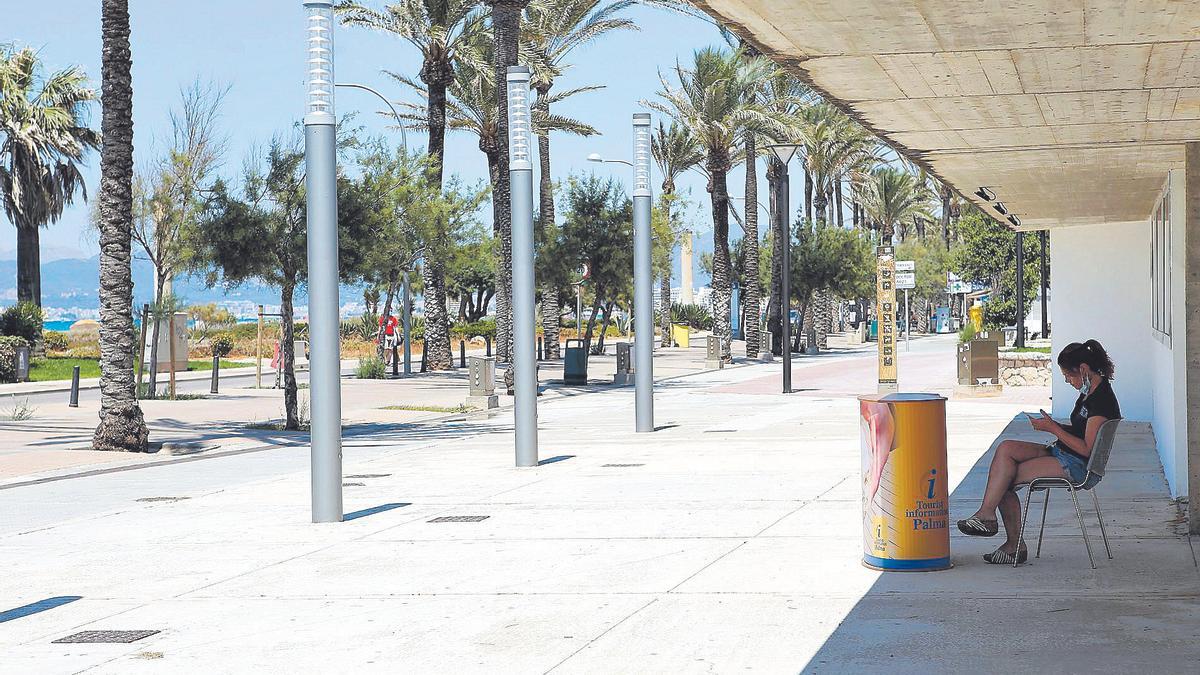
[3,0,768,274]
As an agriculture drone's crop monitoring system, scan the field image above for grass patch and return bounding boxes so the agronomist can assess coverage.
[1002,346,1052,354]
[29,357,99,381]
[187,359,247,371]
[381,403,474,414]
[28,357,244,382]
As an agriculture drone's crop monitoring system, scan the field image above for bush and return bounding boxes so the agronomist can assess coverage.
[452,319,496,339]
[670,302,713,330]
[958,322,978,344]
[355,355,387,379]
[43,330,69,353]
[0,302,44,343]
[211,333,235,358]
[0,336,31,383]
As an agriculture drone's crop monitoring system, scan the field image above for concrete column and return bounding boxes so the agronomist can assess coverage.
[1186,142,1200,534]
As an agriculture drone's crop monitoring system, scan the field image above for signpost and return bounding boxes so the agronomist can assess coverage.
[896,260,915,352]
[877,246,898,393]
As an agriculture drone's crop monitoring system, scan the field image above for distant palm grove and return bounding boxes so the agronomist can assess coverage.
[0,0,1017,452]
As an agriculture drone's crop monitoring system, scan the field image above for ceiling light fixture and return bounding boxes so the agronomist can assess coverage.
[1007,214,1021,227]
[974,187,996,201]
[993,202,1008,215]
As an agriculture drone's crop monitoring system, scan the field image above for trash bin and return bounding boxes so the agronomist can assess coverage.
[564,339,588,385]
[957,339,999,385]
[671,323,690,348]
[13,345,30,383]
[859,393,950,571]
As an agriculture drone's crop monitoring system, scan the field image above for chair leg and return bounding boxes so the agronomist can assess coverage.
[1068,487,1096,569]
[1036,489,1051,558]
[1015,487,1033,568]
[1091,489,1113,560]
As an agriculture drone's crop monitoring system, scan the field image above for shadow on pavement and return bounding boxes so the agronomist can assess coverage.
[800,416,1197,672]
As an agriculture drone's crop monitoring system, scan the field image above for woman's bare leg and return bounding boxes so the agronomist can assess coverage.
[970,440,1049,521]
[988,457,1071,554]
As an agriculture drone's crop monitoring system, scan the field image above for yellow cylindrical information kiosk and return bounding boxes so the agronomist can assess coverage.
[859,393,950,571]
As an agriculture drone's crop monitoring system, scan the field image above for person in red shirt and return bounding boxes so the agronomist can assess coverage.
[379,314,399,364]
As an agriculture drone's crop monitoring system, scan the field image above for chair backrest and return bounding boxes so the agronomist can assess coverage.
[1086,418,1122,477]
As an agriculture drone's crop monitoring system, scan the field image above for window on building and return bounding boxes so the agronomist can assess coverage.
[1152,189,1171,337]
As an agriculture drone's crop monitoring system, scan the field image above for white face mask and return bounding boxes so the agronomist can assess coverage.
[1078,373,1092,395]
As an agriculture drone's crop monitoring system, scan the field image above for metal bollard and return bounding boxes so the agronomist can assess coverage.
[537,337,543,361]
[459,340,466,368]
[392,344,400,377]
[69,365,80,407]
[420,347,427,373]
[485,336,492,357]
[210,355,219,394]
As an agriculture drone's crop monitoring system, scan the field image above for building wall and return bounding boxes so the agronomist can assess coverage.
[1050,177,1189,497]
[1050,222,1153,419]
[1151,169,1189,497]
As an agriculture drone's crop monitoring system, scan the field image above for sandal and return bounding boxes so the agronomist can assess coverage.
[956,517,999,537]
[983,546,1028,565]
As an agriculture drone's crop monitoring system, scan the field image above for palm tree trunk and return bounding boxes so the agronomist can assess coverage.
[486,0,528,364]
[804,168,813,224]
[835,180,844,228]
[583,289,602,351]
[659,274,672,347]
[94,0,147,452]
[280,278,300,430]
[423,258,453,369]
[710,164,733,361]
[536,90,561,359]
[812,189,831,349]
[742,133,761,358]
[765,157,783,356]
[940,184,953,251]
[15,224,41,307]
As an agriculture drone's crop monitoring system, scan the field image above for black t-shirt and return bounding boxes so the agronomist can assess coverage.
[1064,378,1121,452]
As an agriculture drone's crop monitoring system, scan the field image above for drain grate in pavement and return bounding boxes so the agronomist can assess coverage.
[345,474,391,479]
[428,515,490,523]
[602,463,644,467]
[53,630,160,644]
[135,497,190,503]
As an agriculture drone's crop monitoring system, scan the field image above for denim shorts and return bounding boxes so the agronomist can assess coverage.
[1048,444,1100,489]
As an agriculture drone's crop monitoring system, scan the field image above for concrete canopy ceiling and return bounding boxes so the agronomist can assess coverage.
[692,0,1200,229]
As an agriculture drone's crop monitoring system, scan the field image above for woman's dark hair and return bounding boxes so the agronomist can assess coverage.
[1057,340,1115,379]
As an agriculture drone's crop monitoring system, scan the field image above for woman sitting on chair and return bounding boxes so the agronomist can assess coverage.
[956,340,1120,564]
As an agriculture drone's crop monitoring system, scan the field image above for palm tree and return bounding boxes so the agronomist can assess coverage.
[644,47,783,361]
[758,71,810,355]
[482,0,529,365]
[650,120,702,347]
[338,0,482,370]
[795,102,875,348]
[737,42,768,358]
[93,0,148,452]
[524,0,634,359]
[0,47,99,327]
[855,165,935,244]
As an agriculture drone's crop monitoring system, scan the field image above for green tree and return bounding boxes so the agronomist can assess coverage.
[524,0,630,357]
[789,218,873,350]
[448,236,494,321]
[558,175,632,352]
[194,137,375,429]
[93,0,148,452]
[896,239,955,333]
[953,206,1040,329]
[644,47,785,361]
[0,46,100,343]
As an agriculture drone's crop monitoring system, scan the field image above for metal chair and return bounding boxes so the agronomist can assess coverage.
[1013,418,1121,569]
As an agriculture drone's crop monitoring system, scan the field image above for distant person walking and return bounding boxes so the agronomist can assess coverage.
[379,314,399,365]
[956,340,1120,565]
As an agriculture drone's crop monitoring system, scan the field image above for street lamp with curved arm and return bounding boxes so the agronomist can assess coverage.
[335,82,408,152]
[587,152,633,168]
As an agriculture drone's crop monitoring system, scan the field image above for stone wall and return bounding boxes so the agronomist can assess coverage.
[1000,352,1051,387]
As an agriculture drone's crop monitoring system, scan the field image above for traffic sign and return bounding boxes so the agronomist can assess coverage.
[896,271,916,289]
[895,260,915,272]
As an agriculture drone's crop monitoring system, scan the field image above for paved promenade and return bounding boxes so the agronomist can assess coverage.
[1,336,1196,673]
